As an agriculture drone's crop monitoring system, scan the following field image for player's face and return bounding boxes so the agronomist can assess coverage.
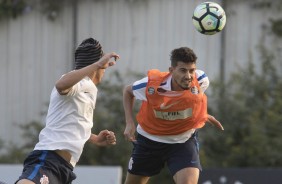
[169,61,196,91]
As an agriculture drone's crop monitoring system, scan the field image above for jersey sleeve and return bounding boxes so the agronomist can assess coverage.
[196,69,209,93]
[55,73,78,96]
[132,77,148,101]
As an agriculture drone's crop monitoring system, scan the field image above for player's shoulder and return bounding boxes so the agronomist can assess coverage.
[196,69,209,92]
[132,77,148,90]
[196,69,208,80]
[195,69,206,76]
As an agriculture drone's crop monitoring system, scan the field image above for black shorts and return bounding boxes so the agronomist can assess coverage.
[127,132,202,177]
[15,150,76,184]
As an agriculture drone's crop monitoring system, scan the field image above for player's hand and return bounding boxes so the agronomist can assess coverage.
[124,122,136,142]
[96,52,120,69]
[90,130,117,146]
[207,115,224,131]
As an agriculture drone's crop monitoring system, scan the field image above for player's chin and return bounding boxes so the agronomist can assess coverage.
[181,83,191,90]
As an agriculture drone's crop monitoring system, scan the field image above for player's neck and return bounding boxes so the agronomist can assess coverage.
[171,79,187,91]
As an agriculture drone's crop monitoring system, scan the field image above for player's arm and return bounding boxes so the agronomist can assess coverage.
[196,70,224,130]
[207,115,224,130]
[88,130,116,146]
[55,52,119,95]
[123,84,137,142]
[55,64,101,95]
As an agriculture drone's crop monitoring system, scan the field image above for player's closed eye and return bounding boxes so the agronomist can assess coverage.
[189,69,196,74]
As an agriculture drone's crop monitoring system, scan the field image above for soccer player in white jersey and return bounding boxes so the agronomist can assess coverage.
[123,47,223,184]
[16,38,120,184]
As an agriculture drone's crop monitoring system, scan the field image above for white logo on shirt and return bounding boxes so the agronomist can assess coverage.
[154,108,192,120]
[160,101,180,110]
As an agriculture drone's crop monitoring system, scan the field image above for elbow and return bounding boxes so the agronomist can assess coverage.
[55,80,68,95]
[55,80,63,92]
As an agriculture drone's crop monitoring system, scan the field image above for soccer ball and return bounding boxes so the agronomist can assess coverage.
[192,2,226,35]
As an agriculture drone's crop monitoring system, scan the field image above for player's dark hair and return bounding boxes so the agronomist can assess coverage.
[170,47,197,67]
[74,38,104,70]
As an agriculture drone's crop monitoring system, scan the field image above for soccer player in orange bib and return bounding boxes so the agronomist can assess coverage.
[123,47,223,184]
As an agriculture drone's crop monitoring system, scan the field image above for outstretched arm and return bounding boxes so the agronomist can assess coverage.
[207,114,224,130]
[55,52,119,95]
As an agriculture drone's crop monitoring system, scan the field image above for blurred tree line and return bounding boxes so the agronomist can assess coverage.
[0,45,281,183]
[200,44,282,168]
[0,0,66,21]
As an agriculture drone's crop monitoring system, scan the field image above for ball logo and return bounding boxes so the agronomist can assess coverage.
[209,6,219,11]
[200,5,219,11]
